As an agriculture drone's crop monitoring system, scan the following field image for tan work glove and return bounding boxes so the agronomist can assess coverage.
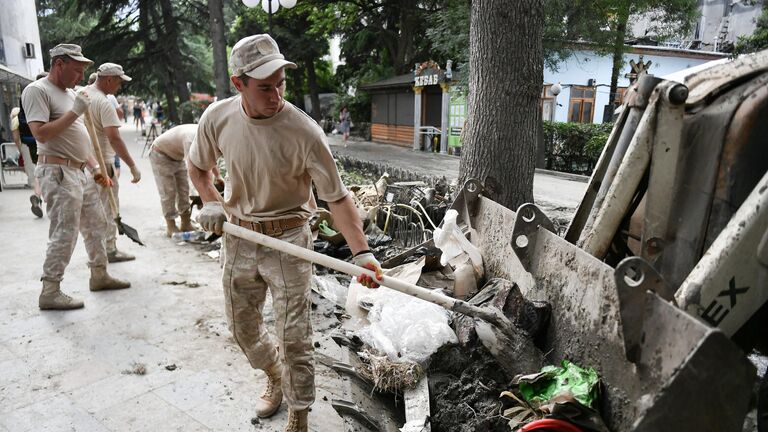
[92,166,113,188]
[198,202,227,234]
[353,251,383,288]
[71,91,91,116]
[129,164,141,183]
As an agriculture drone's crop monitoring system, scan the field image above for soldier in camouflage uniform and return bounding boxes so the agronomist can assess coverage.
[21,44,131,310]
[188,34,383,432]
[82,62,142,263]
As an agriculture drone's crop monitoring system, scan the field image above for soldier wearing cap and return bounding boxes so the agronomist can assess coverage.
[82,62,141,263]
[188,34,384,432]
[21,43,131,311]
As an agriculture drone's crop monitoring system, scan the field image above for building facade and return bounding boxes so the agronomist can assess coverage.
[544,45,726,124]
[360,45,725,152]
[0,2,43,142]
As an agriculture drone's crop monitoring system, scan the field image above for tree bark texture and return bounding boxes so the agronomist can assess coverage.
[208,0,231,100]
[159,0,191,107]
[459,0,543,211]
[605,9,629,122]
[304,56,321,120]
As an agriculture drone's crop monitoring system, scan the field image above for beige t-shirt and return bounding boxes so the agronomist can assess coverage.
[189,97,348,222]
[152,124,198,161]
[82,85,122,162]
[21,78,91,162]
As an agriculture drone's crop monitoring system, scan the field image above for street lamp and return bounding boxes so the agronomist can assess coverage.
[242,0,297,34]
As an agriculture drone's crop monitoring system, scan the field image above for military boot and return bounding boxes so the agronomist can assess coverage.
[255,362,283,418]
[89,266,131,291]
[179,212,195,232]
[284,409,308,432]
[165,218,180,238]
[39,280,84,310]
[107,249,135,263]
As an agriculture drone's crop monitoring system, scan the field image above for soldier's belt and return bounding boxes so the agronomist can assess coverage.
[39,155,87,170]
[230,215,306,237]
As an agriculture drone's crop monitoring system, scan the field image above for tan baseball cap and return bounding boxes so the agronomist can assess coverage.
[230,34,297,80]
[97,62,132,81]
[49,44,93,65]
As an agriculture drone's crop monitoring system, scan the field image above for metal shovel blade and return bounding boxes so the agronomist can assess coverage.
[115,216,144,246]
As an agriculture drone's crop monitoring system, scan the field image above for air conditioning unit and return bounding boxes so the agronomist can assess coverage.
[587,78,596,87]
[22,43,35,59]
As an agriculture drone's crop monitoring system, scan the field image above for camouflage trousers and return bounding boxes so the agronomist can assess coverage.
[222,224,315,410]
[149,150,190,220]
[96,163,120,254]
[36,164,108,282]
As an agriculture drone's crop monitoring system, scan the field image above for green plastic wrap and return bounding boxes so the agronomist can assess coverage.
[518,360,600,407]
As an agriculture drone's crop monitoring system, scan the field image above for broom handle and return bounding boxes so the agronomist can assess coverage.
[83,110,119,216]
[222,221,505,325]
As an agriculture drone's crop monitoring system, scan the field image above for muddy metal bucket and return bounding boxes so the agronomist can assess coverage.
[450,180,755,431]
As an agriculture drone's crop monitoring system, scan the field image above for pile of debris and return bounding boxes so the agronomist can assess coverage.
[310,174,610,432]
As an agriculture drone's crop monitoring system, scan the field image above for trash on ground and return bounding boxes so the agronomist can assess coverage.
[516,360,600,408]
[352,258,458,364]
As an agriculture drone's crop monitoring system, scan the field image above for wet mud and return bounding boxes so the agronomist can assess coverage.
[428,344,513,432]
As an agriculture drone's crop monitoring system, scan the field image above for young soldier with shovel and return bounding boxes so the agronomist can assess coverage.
[188,34,383,432]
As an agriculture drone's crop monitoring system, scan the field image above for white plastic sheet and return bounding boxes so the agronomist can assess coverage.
[432,209,483,276]
[353,258,458,363]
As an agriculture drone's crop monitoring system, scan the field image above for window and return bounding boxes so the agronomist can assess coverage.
[568,85,595,123]
[23,43,35,59]
[540,84,556,121]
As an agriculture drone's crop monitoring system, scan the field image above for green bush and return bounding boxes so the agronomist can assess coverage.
[179,100,212,124]
[543,121,613,175]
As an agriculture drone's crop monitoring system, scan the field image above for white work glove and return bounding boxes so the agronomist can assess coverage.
[353,251,383,288]
[71,91,91,116]
[129,164,141,183]
[198,202,227,235]
[91,165,113,188]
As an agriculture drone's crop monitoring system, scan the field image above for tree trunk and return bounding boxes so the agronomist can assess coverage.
[159,0,191,105]
[290,67,306,111]
[305,56,321,120]
[458,0,543,211]
[162,77,179,124]
[604,10,629,122]
[208,0,230,100]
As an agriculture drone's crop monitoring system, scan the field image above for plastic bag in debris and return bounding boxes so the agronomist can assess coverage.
[432,209,483,276]
[517,360,600,408]
[353,258,458,364]
[311,275,348,307]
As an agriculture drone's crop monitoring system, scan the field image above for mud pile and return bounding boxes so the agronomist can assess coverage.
[428,344,513,432]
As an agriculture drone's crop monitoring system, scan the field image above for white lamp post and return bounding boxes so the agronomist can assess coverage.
[242,0,297,34]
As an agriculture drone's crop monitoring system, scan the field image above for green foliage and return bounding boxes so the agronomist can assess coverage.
[426,0,469,87]
[733,6,768,56]
[543,121,613,175]
[178,100,212,124]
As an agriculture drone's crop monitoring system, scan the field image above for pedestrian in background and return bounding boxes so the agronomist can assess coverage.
[10,106,43,217]
[21,43,131,310]
[338,106,351,142]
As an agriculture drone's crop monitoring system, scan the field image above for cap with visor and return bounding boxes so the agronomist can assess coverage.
[49,44,93,65]
[97,63,132,81]
[230,34,297,80]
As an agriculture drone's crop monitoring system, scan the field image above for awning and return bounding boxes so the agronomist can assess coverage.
[0,64,33,86]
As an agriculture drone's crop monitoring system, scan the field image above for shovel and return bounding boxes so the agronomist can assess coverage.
[83,110,144,246]
[222,221,528,343]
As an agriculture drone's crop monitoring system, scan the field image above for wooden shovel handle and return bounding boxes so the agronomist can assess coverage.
[222,221,508,328]
[83,110,119,216]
